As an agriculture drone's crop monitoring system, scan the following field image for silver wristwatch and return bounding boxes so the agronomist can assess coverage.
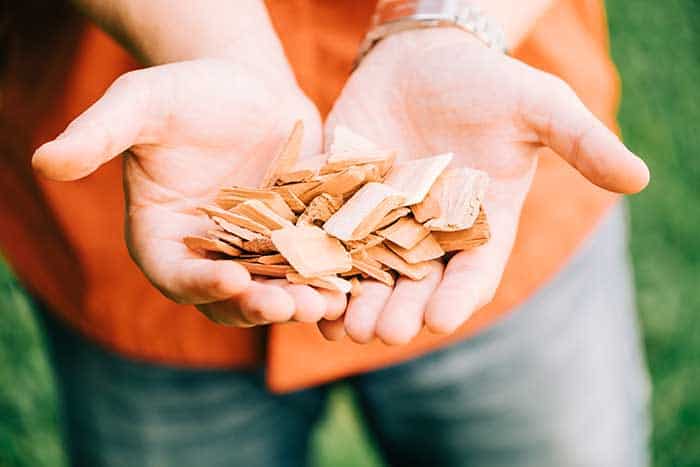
[357,0,507,64]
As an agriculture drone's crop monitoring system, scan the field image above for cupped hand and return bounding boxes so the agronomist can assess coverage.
[32,58,347,327]
[321,29,649,344]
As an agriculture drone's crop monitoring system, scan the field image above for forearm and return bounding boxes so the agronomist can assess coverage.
[72,0,290,70]
[472,0,554,48]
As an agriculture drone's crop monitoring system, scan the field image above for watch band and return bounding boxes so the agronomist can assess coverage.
[357,0,507,65]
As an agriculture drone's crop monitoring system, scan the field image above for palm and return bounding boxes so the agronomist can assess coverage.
[121,60,322,300]
[33,59,349,326]
[322,30,648,343]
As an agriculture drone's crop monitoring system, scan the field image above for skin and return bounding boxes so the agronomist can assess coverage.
[323,29,649,344]
[33,1,649,340]
[32,1,346,327]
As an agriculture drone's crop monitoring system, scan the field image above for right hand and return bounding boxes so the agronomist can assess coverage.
[32,58,347,327]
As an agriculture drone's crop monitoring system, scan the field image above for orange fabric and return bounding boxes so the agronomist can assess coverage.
[0,0,619,391]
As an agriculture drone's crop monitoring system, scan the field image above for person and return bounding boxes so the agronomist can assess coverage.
[1,0,651,465]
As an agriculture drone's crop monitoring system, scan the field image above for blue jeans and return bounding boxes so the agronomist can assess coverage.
[42,203,650,467]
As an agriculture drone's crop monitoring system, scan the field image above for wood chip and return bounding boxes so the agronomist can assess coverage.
[236,262,295,278]
[231,200,295,230]
[350,277,362,297]
[374,207,411,230]
[328,126,395,175]
[276,153,327,184]
[285,273,352,293]
[207,230,244,249]
[261,120,303,188]
[339,267,364,277]
[383,153,453,206]
[343,234,385,253]
[199,206,271,236]
[432,208,491,252]
[320,151,396,176]
[271,186,307,214]
[271,225,352,278]
[273,180,321,197]
[366,245,432,280]
[376,216,430,249]
[412,167,489,230]
[241,237,277,254]
[217,187,295,221]
[255,254,288,265]
[385,233,445,264]
[297,193,343,225]
[323,182,405,241]
[351,251,395,286]
[183,235,242,257]
[299,166,367,204]
[210,216,266,241]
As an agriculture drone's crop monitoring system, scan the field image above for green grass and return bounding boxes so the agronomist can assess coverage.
[1,1,699,466]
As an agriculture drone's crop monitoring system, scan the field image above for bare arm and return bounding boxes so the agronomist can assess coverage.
[71,0,291,71]
[473,0,555,47]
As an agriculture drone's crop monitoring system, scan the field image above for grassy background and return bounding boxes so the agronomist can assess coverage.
[1,0,698,465]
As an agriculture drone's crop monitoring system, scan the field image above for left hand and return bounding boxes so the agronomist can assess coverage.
[318,29,649,344]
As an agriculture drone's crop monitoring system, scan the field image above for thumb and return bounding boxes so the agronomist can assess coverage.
[523,71,650,194]
[32,70,156,181]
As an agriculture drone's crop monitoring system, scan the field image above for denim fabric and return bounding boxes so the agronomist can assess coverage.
[41,203,650,467]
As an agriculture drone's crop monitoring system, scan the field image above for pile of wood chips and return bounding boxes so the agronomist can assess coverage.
[184,121,491,296]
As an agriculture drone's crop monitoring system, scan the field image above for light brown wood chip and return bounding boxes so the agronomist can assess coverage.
[350,277,362,297]
[232,200,295,231]
[351,251,395,286]
[183,235,242,257]
[299,166,367,204]
[210,217,266,241]
[412,167,489,230]
[366,245,432,280]
[217,187,295,221]
[207,230,244,249]
[320,151,396,177]
[376,216,431,249]
[323,182,405,241]
[297,193,343,225]
[236,262,295,278]
[432,209,491,252]
[260,120,304,188]
[199,206,271,236]
[272,180,321,197]
[241,237,277,254]
[271,225,352,278]
[383,153,453,206]
[276,153,327,184]
[271,186,307,214]
[374,207,411,231]
[343,234,385,254]
[385,233,445,264]
[285,273,352,294]
[255,254,288,265]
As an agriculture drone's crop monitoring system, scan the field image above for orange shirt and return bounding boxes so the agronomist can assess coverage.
[0,0,619,392]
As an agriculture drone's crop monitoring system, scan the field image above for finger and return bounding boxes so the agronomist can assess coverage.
[375,262,443,345]
[317,288,348,320]
[263,279,327,323]
[32,70,157,181]
[523,71,649,194]
[318,316,347,341]
[425,209,514,334]
[344,281,392,344]
[160,258,251,305]
[197,281,295,326]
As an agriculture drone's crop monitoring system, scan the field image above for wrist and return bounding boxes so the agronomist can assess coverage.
[357,1,505,67]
